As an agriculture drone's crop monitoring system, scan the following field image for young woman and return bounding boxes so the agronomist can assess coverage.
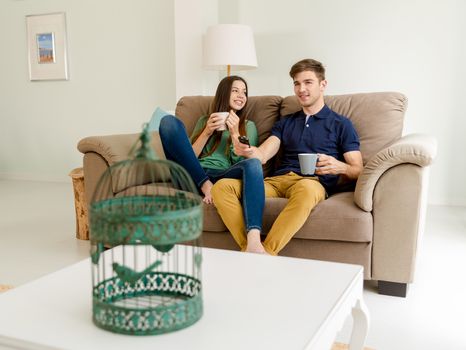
[159,76,267,254]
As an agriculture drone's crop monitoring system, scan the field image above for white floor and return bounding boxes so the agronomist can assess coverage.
[0,180,465,350]
[0,180,89,286]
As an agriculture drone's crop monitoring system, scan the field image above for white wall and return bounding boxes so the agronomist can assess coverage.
[1,0,465,206]
[0,0,175,181]
[223,0,466,206]
[174,0,219,99]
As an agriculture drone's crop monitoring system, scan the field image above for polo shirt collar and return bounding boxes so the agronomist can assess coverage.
[300,105,331,119]
[312,105,331,119]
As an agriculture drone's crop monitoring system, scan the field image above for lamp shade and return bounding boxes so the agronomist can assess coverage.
[203,24,258,73]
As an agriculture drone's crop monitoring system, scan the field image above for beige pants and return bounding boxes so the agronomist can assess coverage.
[211,172,326,255]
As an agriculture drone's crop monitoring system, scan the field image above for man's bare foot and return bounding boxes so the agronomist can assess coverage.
[245,229,268,254]
[246,243,268,254]
[201,180,214,204]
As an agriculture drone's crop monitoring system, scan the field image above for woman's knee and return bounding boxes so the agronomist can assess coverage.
[242,158,263,176]
[159,114,183,136]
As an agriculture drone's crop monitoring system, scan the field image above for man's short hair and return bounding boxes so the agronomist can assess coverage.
[289,59,326,81]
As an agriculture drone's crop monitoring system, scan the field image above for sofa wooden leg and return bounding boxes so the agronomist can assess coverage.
[378,280,408,297]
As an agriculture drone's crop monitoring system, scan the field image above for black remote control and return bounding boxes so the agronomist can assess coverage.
[238,135,250,146]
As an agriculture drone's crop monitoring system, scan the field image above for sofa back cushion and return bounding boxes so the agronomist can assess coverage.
[280,92,407,164]
[174,96,213,137]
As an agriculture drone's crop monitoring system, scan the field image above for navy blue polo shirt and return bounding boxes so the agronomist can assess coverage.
[271,105,360,192]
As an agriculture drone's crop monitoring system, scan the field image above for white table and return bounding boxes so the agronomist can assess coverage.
[0,247,369,350]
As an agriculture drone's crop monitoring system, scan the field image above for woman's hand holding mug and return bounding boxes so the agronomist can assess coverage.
[206,112,228,135]
[225,110,240,137]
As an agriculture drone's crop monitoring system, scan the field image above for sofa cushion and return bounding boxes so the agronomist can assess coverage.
[296,192,372,242]
[203,202,228,232]
[280,92,407,165]
[204,192,372,243]
[263,192,372,243]
[243,96,283,144]
[175,96,213,136]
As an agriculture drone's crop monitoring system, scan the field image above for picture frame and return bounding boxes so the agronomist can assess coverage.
[26,12,69,81]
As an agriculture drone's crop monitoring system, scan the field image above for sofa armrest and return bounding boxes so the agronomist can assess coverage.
[78,132,166,204]
[77,131,166,166]
[354,133,437,212]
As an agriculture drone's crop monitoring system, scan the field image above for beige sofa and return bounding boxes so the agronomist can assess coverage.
[78,92,437,297]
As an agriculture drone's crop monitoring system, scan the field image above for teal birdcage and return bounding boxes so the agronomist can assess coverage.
[89,125,203,335]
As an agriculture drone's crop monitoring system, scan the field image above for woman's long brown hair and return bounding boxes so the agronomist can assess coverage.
[191,75,248,157]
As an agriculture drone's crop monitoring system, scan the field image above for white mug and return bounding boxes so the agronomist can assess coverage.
[213,112,229,131]
[298,153,318,175]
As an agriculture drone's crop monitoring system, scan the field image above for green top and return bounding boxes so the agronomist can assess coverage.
[189,116,258,170]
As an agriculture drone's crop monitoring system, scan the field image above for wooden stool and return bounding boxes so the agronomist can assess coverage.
[69,167,89,240]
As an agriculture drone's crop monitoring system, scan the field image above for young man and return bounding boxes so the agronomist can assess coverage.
[211,58,364,255]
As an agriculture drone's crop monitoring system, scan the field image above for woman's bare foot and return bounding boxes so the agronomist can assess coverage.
[201,180,214,204]
[245,229,268,254]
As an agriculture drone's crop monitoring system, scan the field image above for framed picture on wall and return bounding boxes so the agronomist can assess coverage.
[26,12,69,81]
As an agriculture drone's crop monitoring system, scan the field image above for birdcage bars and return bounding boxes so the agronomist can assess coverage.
[92,244,202,335]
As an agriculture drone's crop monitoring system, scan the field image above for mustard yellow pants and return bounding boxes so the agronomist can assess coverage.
[211,172,326,255]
